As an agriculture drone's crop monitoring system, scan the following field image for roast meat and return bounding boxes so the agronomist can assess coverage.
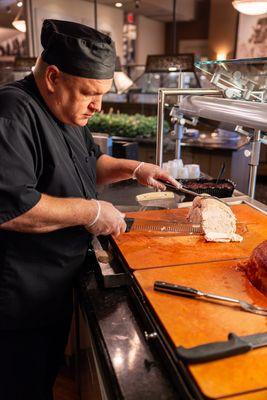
[244,240,267,295]
[187,196,243,242]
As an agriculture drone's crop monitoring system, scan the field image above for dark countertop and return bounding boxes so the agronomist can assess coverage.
[80,269,180,400]
[80,176,200,398]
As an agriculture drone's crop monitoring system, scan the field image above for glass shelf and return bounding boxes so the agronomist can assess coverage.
[195,57,267,102]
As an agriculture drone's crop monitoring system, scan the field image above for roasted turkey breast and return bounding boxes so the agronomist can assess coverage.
[187,196,243,242]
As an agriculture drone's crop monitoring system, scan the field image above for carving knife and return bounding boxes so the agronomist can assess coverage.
[125,217,202,234]
[159,180,231,208]
[176,332,267,363]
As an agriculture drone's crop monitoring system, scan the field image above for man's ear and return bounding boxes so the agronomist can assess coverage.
[45,65,61,93]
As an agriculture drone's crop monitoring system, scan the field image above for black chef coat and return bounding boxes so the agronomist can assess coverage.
[0,74,103,330]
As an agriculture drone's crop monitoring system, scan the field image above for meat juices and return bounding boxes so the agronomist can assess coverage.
[187,196,243,243]
[244,240,267,295]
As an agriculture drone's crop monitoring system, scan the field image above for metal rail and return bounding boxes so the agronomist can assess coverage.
[156,88,221,166]
[248,129,261,198]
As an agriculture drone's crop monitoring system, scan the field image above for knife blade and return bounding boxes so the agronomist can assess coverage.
[176,332,267,364]
[125,217,203,234]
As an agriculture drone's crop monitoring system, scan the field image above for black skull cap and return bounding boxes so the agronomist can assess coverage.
[41,19,116,79]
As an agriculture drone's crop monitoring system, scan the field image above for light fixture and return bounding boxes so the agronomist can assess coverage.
[12,7,26,32]
[17,1,23,7]
[232,0,267,15]
[113,57,133,93]
[216,51,227,61]
[115,2,123,7]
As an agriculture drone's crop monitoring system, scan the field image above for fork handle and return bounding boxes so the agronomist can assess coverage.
[154,281,200,297]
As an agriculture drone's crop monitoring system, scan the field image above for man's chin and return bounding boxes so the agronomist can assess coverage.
[76,117,90,126]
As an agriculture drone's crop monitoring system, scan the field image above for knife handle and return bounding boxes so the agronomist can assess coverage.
[125,217,134,233]
[176,333,252,364]
[154,281,199,296]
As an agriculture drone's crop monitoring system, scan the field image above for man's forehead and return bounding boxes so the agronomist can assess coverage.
[75,76,113,92]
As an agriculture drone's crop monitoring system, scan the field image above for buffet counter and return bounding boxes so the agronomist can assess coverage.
[79,191,267,400]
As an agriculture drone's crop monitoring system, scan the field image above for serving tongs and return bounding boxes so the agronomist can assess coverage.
[161,180,231,208]
[154,281,267,316]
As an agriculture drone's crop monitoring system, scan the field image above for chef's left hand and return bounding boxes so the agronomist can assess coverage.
[133,162,181,191]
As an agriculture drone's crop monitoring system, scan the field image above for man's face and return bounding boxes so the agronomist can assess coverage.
[51,73,112,126]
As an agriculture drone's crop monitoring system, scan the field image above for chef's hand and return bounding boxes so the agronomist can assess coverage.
[132,162,182,191]
[85,200,126,237]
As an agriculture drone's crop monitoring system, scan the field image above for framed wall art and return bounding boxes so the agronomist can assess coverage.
[236,12,267,58]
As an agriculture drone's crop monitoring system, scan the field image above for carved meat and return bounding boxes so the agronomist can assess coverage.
[187,196,243,242]
[244,240,267,295]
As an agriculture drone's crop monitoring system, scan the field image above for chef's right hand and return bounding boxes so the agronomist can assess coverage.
[85,200,126,237]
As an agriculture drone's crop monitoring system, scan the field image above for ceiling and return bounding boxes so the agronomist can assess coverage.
[0,1,20,29]
[93,0,197,22]
[0,0,198,29]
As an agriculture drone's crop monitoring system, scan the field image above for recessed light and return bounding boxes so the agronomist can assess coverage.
[115,2,123,7]
[17,1,23,7]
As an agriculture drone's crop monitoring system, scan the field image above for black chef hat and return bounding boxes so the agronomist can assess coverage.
[41,19,116,79]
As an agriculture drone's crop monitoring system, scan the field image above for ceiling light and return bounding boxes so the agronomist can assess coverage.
[115,2,123,7]
[17,1,23,7]
[12,7,26,32]
[12,19,26,32]
[232,0,267,15]
[113,72,133,94]
[168,66,178,72]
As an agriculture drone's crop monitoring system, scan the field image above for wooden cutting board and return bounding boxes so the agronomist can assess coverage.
[112,204,267,270]
[134,260,267,399]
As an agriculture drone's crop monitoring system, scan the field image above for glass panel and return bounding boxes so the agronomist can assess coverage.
[195,58,267,102]
[129,71,198,104]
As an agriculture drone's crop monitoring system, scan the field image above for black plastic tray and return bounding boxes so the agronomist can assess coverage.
[178,178,236,199]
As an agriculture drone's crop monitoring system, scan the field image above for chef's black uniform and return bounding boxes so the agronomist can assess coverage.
[0,73,103,400]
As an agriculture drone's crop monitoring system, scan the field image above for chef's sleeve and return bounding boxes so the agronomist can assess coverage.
[0,118,41,224]
[83,125,103,159]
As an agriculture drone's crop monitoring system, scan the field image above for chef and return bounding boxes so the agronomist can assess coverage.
[0,19,179,400]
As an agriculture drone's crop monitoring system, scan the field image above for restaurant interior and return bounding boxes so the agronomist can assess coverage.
[0,1,267,399]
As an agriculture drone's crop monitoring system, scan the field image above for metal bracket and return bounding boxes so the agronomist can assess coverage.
[144,331,158,341]
[156,88,221,166]
[171,115,199,127]
[234,125,250,137]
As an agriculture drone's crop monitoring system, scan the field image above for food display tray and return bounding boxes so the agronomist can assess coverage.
[179,178,235,199]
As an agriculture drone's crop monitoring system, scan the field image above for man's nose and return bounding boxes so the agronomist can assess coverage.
[88,97,102,112]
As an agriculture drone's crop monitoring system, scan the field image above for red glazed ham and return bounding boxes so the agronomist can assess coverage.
[244,240,267,295]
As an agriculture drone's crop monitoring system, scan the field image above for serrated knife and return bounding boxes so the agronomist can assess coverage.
[125,217,203,234]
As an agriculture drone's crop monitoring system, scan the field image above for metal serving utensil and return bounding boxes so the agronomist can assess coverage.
[154,281,267,316]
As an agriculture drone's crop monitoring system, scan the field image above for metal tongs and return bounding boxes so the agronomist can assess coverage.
[161,180,231,208]
[154,281,267,316]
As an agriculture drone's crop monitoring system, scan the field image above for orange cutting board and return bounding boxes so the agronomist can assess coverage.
[113,204,267,270]
[134,260,267,399]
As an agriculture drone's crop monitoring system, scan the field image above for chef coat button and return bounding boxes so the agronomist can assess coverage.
[85,156,89,163]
